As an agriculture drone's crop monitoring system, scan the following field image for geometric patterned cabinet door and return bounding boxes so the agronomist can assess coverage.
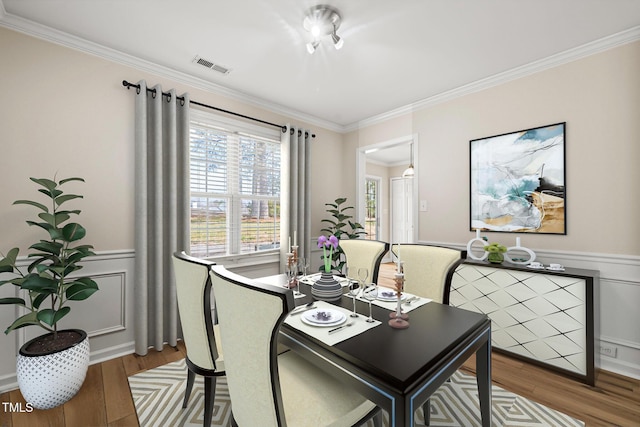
[450,261,599,385]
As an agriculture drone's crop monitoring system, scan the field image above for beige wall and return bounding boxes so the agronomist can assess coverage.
[351,41,640,256]
[0,27,344,253]
[1,23,639,379]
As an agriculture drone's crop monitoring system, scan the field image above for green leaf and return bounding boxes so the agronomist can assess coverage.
[37,307,70,327]
[335,197,347,205]
[62,223,86,242]
[0,248,19,272]
[26,220,53,232]
[32,293,49,309]
[66,278,99,301]
[5,311,40,334]
[30,177,57,191]
[0,277,25,287]
[0,297,26,305]
[38,188,63,199]
[56,209,81,216]
[55,194,83,207]
[13,200,49,212]
[29,241,63,255]
[21,274,58,293]
[59,177,85,185]
[39,212,71,227]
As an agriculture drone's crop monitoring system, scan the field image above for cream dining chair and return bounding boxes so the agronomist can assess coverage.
[210,265,382,427]
[172,251,226,427]
[391,243,466,304]
[391,243,466,425]
[339,239,389,283]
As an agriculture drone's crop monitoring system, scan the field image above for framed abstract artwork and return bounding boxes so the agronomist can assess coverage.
[470,122,566,234]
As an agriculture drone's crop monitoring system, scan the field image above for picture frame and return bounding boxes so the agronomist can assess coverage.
[469,122,566,234]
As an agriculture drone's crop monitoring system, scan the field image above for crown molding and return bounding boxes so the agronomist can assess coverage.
[2,1,638,135]
[346,25,640,132]
[0,5,345,134]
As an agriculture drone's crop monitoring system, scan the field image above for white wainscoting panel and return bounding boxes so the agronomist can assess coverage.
[0,250,136,393]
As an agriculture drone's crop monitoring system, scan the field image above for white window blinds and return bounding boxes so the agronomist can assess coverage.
[189,111,281,258]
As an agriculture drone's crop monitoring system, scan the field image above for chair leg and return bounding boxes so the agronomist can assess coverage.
[183,368,195,408]
[203,375,217,427]
[423,398,431,426]
[372,409,382,427]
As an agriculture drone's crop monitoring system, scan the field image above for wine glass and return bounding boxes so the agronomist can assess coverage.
[358,268,369,289]
[347,267,360,318]
[285,261,300,295]
[299,257,310,278]
[361,282,378,323]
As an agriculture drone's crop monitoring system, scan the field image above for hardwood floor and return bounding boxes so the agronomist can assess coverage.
[1,264,638,426]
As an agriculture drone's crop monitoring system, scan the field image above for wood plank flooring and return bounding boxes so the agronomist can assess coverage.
[1,263,638,426]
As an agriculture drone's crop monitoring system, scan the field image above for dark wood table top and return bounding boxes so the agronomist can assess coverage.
[281,279,490,392]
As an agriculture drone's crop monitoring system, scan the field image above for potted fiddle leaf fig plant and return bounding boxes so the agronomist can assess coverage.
[320,197,365,273]
[0,176,99,410]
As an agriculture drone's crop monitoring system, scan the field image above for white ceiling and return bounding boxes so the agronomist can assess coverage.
[2,0,640,134]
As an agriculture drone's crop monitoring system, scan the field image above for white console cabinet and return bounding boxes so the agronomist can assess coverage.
[450,260,599,385]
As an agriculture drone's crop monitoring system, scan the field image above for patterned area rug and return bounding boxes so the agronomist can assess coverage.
[128,359,584,426]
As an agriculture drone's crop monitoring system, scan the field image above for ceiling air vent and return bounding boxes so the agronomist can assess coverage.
[192,56,231,75]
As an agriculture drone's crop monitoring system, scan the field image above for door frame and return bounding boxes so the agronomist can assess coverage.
[356,134,419,244]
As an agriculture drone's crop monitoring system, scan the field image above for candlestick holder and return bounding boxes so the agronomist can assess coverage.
[285,252,297,289]
[388,273,409,329]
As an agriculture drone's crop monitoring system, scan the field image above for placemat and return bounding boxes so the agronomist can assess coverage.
[285,301,380,346]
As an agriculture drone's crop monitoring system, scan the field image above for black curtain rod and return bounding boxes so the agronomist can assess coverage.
[122,80,315,139]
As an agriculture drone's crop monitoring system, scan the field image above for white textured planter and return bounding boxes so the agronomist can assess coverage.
[16,329,90,410]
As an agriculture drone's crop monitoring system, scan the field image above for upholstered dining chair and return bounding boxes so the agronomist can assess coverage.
[210,265,382,427]
[339,239,390,283]
[391,243,466,425]
[391,244,466,304]
[172,251,225,427]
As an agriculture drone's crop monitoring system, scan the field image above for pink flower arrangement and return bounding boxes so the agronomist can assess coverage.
[317,235,339,273]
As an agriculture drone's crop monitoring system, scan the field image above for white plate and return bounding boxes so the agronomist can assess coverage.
[301,309,346,327]
[300,274,349,284]
[377,290,406,301]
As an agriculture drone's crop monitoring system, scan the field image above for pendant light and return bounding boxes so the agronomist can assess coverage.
[402,143,414,177]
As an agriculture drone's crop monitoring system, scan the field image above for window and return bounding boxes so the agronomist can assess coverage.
[189,111,281,258]
[364,177,380,240]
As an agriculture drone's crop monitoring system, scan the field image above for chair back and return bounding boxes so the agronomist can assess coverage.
[172,251,218,371]
[210,265,294,427]
[339,239,389,283]
[391,244,466,304]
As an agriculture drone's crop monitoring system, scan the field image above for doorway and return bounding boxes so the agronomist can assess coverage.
[356,134,419,250]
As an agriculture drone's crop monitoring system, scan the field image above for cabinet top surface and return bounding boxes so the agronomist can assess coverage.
[462,259,600,278]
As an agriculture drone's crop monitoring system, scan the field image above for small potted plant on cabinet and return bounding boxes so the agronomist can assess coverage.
[0,177,99,410]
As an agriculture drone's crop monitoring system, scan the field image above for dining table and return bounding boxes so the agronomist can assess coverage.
[259,274,492,427]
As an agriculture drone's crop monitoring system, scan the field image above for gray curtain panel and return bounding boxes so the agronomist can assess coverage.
[134,80,190,355]
[280,125,312,268]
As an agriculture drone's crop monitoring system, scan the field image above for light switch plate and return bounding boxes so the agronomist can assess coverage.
[420,200,427,211]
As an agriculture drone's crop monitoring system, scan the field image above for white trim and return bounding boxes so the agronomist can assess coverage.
[346,26,640,132]
[0,9,344,134]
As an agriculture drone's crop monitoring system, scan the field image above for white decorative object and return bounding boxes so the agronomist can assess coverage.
[16,330,90,410]
[504,237,536,265]
[466,229,488,261]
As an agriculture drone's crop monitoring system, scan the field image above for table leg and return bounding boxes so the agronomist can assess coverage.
[476,330,492,427]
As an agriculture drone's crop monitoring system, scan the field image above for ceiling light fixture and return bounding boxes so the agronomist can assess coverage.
[303,5,344,54]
